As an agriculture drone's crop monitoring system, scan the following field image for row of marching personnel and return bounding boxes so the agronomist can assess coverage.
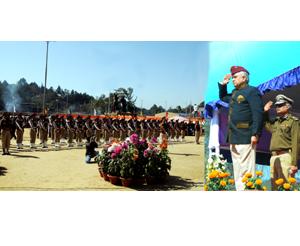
[0,112,203,155]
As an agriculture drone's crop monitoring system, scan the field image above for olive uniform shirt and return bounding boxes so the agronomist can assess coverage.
[264,113,299,166]
[219,83,264,144]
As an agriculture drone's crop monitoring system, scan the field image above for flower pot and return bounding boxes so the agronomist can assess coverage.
[146,176,157,185]
[107,175,120,185]
[133,177,146,186]
[103,172,109,182]
[156,175,167,184]
[120,178,133,187]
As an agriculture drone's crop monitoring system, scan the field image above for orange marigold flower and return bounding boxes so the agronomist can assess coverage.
[255,179,263,185]
[208,170,218,179]
[275,178,284,186]
[288,177,297,184]
[220,180,227,187]
[228,179,235,185]
[263,186,267,191]
[283,183,291,190]
[246,181,253,187]
[223,172,230,178]
[245,173,252,178]
[256,171,263,176]
[242,177,248,183]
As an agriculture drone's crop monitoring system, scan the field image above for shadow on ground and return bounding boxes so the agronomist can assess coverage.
[10,154,40,159]
[132,175,202,191]
[0,166,8,176]
[169,152,200,157]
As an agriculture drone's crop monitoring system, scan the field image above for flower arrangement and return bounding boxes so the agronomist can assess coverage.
[276,177,299,191]
[205,154,235,191]
[96,134,171,186]
[242,171,267,191]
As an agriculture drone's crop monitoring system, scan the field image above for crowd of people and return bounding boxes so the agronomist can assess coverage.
[0,112,204,155]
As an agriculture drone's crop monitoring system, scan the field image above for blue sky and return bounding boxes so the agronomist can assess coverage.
[0,41,209,109]
[205,41,300,102]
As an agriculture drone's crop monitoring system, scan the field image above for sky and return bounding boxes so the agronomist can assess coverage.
[205,41,300,102]
[0,41,209,109]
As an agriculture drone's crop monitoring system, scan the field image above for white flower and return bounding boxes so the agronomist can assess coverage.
[213,162,219,168]
[108,143,118,153]
[207,157,213,164]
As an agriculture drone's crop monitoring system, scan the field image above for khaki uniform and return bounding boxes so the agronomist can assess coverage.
[0,117,12,154]
[15,116,25,148]
[28,116,38,147]
[264,113,299,190]
[195,122,201,144]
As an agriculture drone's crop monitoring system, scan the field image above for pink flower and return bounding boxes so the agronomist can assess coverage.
[111,153,117,159]
[130,133,139,145]
[151,137,158,144]
[143,150,148,158]
[114,146,122,155]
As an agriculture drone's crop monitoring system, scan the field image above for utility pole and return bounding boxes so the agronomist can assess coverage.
[42,41,49,115]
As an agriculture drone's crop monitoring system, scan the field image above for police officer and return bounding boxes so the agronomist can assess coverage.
[28,113,38,149]
[264,94,299,190]
[219,66,264,191]
[15,113,25,149]
[195,120,201,144]
[0,112,13,155]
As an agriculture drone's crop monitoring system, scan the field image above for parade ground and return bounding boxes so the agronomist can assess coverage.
[0,131,204,191]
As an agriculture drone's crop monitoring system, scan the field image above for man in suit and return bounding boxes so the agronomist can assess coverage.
[219,66,264,190]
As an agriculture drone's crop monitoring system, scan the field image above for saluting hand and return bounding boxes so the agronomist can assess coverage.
[221,74,231,85]
[264,101,273,112]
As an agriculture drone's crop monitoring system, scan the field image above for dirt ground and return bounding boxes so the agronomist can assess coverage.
[0,130,204,191]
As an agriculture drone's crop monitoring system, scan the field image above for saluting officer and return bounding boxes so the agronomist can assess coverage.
[219,66,264,191]
[264,94,299,190]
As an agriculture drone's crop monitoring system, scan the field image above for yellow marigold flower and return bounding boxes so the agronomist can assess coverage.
[256,171,263,176]
[283,183,291,190]
[245,173,252,178]
[255,179,263,185]
[246,181,253,187]
[275,178,284,186]
[251,185,255,189]
[204,185,208,191]
[263,186,267,191]
[220,180,227,187]
[229,179,235,185]
[242,177,248,183]
[288,177,297,184]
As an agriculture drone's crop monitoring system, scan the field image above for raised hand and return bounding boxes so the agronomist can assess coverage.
[264,101,273,112]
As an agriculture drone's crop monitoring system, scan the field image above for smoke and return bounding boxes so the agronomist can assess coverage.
[3,84,22,112]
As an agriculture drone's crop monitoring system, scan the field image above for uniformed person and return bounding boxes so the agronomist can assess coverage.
[15,113,25,149]
[219,66,264,191]
[38,114,49,148]
[28,113,38,149]
[66,115,75,147]
[75,115,85,146]
[0,112,13,155]
[264,94,299,190]
[195,120,201,144]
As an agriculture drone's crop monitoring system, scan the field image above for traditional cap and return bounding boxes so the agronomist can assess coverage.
[230,66,250,76]
[274,94,294,105]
